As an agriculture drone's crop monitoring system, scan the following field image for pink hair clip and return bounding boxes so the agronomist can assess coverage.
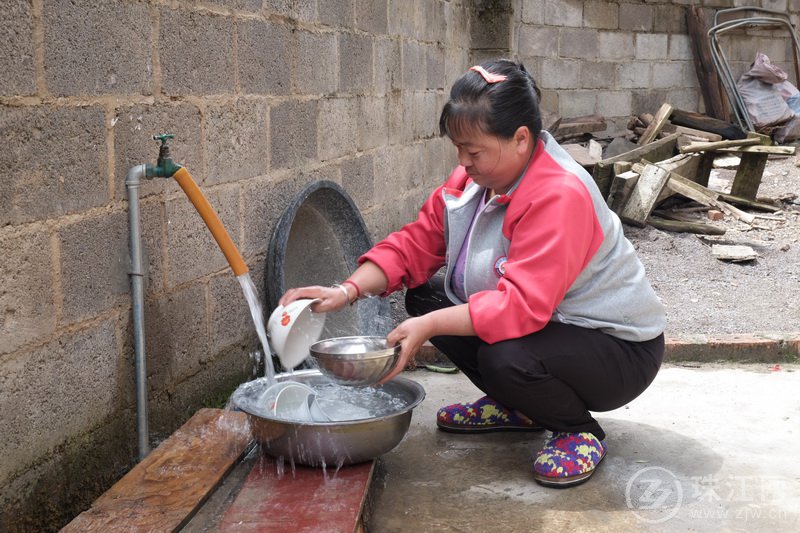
[470,65,507,84]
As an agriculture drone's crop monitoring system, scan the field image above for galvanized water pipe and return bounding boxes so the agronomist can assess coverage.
[126,164,150,461]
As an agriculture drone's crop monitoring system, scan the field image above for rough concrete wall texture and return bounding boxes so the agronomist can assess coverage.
[515,0,800,133]
[1,0,798,530]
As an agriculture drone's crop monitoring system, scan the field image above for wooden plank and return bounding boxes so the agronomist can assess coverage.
[686,6,730,120]
[592,132,680,198]
[711,244,758,262]
[219,455,374,533]
[661,122,722,142]
[554,114,607,136]
[679,138,761,154]
[730,152,768,200]
[670,108,747,140]
[716,192,780,212]
[562,143,600,167]
[652,152,714,204]
[647,216,726,235]
[638,103,673,145]
[63,409,252,533]
[607,170,639,214]
[714,145,796,155]
[620,164,671,227]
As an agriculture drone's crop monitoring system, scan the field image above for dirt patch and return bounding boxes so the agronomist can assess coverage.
[625,154,800,336]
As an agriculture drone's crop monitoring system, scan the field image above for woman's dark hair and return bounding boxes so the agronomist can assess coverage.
[439,59,542,143]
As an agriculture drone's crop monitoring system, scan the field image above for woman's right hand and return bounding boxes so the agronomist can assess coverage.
[278,285,351,313]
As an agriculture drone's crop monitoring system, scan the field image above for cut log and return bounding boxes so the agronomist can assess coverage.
[711,244,758,262]
[592,132,680,198]
[607,170,640,214]
[647,216,726,235]
[638,104,674,145]
[670,108,747,140]
[619,164,671,227]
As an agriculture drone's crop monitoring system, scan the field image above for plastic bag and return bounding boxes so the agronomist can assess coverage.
[746,52,788,84]
[775,80,800,114]
[737,53,794,128]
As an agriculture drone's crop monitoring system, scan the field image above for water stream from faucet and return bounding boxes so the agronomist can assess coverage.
[237,273,276,384]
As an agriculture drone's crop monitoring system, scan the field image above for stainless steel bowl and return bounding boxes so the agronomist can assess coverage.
[309,335,400,386]
[231,370,425,467]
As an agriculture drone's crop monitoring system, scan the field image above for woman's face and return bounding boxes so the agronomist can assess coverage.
[450,125,534,195]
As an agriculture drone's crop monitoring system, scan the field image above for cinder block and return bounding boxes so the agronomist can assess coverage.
[144,283,209,392]
[0,229,56,356]
[544,0,582,27]
[388,0,416,38]
[558,90,596,118]
[237,19,291,95]
[669,35,693,61]
[470,0,512,50]
[654,5,687,34]
[598,31,634,61]
[521,0,545,24]
[138,200,165,295]
[319,0,353,27]
[374,38,401,94]
[209,271,254,355]
[165,184,240,286]
[340,33,374,94]
[402,41,428,91]
[113,102,203,201]
[0,320,118,484]
[618,62,652,89]
[159,9,234,96]
[59,210,130,323]
[595,90,632,118]
[413,92,439,139]
[444,1,470,49]
[241,175,300,257]
[635,34,669,61]
[0,0,35,96]
[44,0,151,96]
[519,26,558,58]
[270,99,318,169]
[539,89,559,116]
[652,62,686,89]
[444,48,469,87]
[559,28,599,60]
[583,1,618,30]
[541,58,580,89]
[358,96,388,151]
[204,0,261,10]
[318,97,358,161]
[426,44,445,90]
[264,0,316,22]
[419,0,444,43]
[619,3,653,32]
[206,99,268,185]
[0,106,107,226]
[386,92,413,144]
[666,88,700,111]
[581,62,616,89]
[632,89,670,115]
[355,0,386,33]
[341,154,375,212]
[292,30,338,95]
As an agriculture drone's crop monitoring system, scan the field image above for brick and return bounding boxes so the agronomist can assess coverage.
[559,28,599,60]
[519,26,559,58]
[598,31,634,61]
[544,0,582,27]
[0,320,118,483]
[541,58,580,89]
[340,33,374,94]
[355,0,386,33]
[358,97,388,151]
[209,271,254,355]
[402,41,427,91]
[318,97,359,161]
[618,62,652,89]
[206,99,268,185]
[292,30,338,95]
[708,209,724,221]
[144,283,209,391]
[160,9,234,96]
[0,229,55,355]
[374,37,401,93]
[113,102,203,201]
[619,3,653,32]
[581,62,616,89]
[652,62,686,89]
[341,154,375,212]
[319,0,353,27]
[521,0,545,24]
[237,19,291,95]
[59,210,130,323]
[654,5,687,34]
[426,44,445,90]
[595,90,632,118]
[669,34,693,61]
[0,106,107,226]
[0,0,35,96]
[264,0,316,22]
[583,1,618,30]
[558,90,596,118]
[470,0,512,50]
[270,99,318,169]
[165,184,240,286]
[43,0,150,96]
[635,33,669,60]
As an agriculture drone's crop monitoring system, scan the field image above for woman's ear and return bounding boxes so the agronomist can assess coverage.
[513,126,532,155]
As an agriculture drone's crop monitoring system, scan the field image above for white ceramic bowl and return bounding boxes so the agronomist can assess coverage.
[259,381,316,421]
[267,298,326,370]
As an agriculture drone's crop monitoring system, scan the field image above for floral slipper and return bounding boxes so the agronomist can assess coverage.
[436,396,543,433]
[533,432,607,488]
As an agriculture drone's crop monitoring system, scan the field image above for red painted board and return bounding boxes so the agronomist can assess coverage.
[219,455,374,533]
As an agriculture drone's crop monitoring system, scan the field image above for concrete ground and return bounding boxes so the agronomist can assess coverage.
[367,363,800,532]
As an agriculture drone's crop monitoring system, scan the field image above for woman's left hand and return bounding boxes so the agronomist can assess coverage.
[379,316,434,384]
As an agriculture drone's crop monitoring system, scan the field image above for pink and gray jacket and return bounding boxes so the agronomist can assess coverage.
[360,131,665,344]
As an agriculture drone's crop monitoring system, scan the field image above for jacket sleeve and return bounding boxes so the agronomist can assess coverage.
[468,178,604,343]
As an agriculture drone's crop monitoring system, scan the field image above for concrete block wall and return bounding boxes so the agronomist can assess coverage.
[0,1,469,530]
[514,0,800,134]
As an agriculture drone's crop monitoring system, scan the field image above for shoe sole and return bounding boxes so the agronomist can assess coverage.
[436,421,545,434]
[532,451,606,489]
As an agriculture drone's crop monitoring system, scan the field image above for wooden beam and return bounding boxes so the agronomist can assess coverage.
[607,170,640,214]
[686,6,730,120]
[679,138,761,153]
[670,108,747,140]
[647,216,726,235]
[661,122,722,142]
[730,152,768,200]
[620,164,671,226]
[638,103,674,145]
[714,145,796,155]
[554,114,607,137]
[592,132,680,198]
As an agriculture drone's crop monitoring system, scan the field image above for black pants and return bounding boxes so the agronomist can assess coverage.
[406,277,664,441]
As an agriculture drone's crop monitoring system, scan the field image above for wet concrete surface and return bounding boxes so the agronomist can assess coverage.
[367,364,800,532]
